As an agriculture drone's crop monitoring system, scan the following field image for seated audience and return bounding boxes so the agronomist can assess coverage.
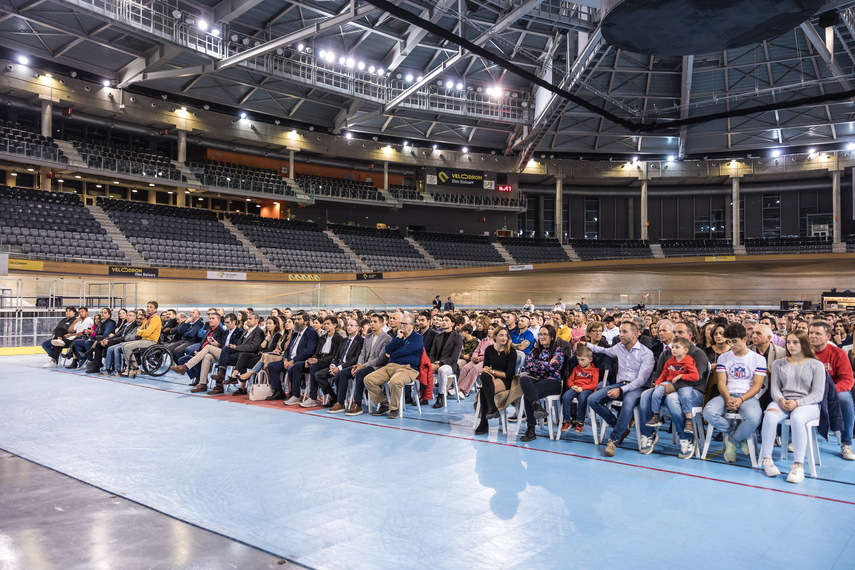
[474,327,517,434]
[430,313,463,408]
[560,344,599,434]
[808,320,855,460]
[364,314,423,419]
[518,324,564,442]
[330,314,390,415]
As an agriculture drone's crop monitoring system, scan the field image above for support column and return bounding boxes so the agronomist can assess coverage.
[176,191,186,208]
[732,177,740,246]
[41,99,52,138]
[833,164,841,246]
[176,130,187,163]
[148,189,157,204]
[640,181,648,240]
[289,150,295,178]
[627,196,635,239]
[555,169,563,242]
[383,161,389,190]
[537,195,545,237]
[6,171,16,187]
[40,167,52,192]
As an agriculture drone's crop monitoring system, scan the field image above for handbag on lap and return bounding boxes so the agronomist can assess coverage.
[249,369,273,401]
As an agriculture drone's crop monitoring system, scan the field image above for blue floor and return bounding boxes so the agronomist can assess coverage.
[2,354,855,569]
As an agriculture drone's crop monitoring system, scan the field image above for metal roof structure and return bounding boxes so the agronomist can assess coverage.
[3,0,855,165]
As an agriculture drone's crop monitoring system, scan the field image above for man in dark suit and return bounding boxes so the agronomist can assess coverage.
[172,313,227,388]
[316,318,364,409]
[432,296,442,310]
[332,314,391,415]
[298,317,345,406]
[266,311,319,402]
[443,296,455,311]
[207,312,265,394]
[430,313,463,408]
[166,308,205,361]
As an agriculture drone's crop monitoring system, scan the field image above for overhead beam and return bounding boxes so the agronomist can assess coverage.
[216,1,380,70]
[678,54,693,158]
[382,0,456,72]
[332,100,365,134]
[118,44,186,87]
[213,0,266,24]
[800,21,855,100]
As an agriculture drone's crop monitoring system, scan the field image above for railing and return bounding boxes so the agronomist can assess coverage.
[61,0,533,125]
[79,155,183,182]
[0,139,66,163]
[191,172,293,196]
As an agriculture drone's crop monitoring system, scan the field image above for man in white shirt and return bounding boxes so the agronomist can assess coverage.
[702,322,766,463]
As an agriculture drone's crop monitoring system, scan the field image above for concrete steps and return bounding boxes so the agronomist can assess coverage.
[649,243,665,258]
[325,231,371,272]
[562,244,581,262]
[54,140,86,168]
[493,242,517,264]
[733,244,747,256]
[405,237,442,269]
[221,219,278,272]
[86,204,146,265]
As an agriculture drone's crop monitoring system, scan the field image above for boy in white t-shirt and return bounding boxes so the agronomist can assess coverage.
[702,322,766,463]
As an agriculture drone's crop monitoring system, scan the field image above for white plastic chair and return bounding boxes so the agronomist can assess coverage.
[472,352,525,435]
[701,412,758,467]
[780,417,821,478]
[653,405,704,458]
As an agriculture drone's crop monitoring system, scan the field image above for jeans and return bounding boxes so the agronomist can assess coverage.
[588,385,643,443]
[336,366,375,406]
[104,344,124,372]
[703,394,762,443]
[72,339,94,361]
[649,383,672,418]
[561,389,592,423]
[41,338,53,356]
[759,402,820,464]
[639,386,704,441]
[838,390,854,446]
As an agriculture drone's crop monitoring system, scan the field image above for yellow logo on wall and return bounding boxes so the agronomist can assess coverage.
[438,171,449,183]
[9,259,44,271]
[288,274,320,281]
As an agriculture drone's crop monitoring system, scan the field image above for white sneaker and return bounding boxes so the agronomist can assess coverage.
[724,436,737,463]
[639,433,658,455]
[842,445,855,461]
[284,396,302,406]
[678,438,696,460]
[299,398,316,408]
[762,458,781,477]
[42,360,56,368]
[786,463,805,483]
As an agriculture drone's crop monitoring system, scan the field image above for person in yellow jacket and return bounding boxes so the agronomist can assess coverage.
[555,312,573,343]
[121,301,163,373]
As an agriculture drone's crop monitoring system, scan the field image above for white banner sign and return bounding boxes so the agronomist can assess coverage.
[207,271,247,281]
[509,264,534,272]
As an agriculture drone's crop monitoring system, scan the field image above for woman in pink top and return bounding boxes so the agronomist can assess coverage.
[457,324,497,394]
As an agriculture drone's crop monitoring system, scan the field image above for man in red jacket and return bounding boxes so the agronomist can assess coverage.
[809,321,855,460]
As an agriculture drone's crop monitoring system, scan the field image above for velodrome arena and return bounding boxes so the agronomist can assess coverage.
[2,0,855,567]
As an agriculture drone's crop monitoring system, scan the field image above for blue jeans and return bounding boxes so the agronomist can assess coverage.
[703,394,762,443]
[838,390,854,446]
[640,386,704,441]
[589,385,643,443]
[104,344,124,371]
[41,338,53,355]
[72,339,94,361]
[561,389,592,423]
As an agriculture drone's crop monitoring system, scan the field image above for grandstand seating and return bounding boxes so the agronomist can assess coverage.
[389,185,423,201]
[412,231,505,268]
[659,239,734,257]
[430,192,523,208]
[97,198,265,271]
[569,239,654,261]
[0,186,126,264]
[71,139,183,182]
[499,236,570,264]
[744,236,832,254]
[0,121,68,163]
[295,174,385,202]
[329,225,432,271]
[186,159,295,196]
[227,213,360,273]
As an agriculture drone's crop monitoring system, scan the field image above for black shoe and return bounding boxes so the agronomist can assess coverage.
[371,403,390,416]
[266,389,285,401]
[233,388,248,396]
[419,398,429,406]
[85,365,99,374]
[486,406,500,420]
[520,426,537,442]
[65,359,78,369]
[432,394,445,409]
[475,420,489,435]
[533,401,548,420]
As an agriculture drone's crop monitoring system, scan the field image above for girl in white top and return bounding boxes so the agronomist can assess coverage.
[759,330,826,483]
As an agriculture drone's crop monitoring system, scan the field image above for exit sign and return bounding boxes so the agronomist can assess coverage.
[498,184,513,192]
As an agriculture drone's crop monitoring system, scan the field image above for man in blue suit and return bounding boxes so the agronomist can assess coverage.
[266,311,319,402]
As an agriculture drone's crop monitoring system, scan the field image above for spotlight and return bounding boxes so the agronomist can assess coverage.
[172,9,181,18]
[17,55,28,65]
[33,73,40,78]
[405,74,413,82]
[667,155,675,162]
[129,97,136,102]
[325,51,335,62]
[211,28,220,37]
[369,65,376,73]
[339,56,346,65]
[297,43,304,51]
[433,144,437,150]
[346,58,354,67]
[197,20,208,31]
[230,34,239,42]
[462,147,468,153]
[376,68,384,75]
[771,149,781,157]
[445,80,454,89]
[242,38,250,46]
[357,61,365,70]
[240,112,247,119]
[847,143,855,151]
[274,119,280,125]
[345,132,352,139]
[203,104,210,110]
[417,76,423,81]
[276,48,284,56]
[70,71,77,78]
[396,73,402,80]
[456,82,464,90]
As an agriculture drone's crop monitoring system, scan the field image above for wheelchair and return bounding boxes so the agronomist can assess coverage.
[128,343,175,377]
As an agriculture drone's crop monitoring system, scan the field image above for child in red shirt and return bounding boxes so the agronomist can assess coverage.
[561,345,600,434]
[647,337,699,427]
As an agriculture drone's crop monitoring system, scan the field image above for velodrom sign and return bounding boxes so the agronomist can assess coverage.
[432,168,484,187]
[109,266,159,278]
